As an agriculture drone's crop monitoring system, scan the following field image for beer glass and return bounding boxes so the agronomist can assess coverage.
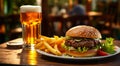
[20,5,42,48]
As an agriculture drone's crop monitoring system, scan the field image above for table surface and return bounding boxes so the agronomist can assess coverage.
[0,38,120,66]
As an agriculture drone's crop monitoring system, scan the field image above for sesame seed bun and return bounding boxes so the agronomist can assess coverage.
[66,25,102,39]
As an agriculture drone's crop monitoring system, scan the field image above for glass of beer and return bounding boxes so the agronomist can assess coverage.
[20,5,42,48]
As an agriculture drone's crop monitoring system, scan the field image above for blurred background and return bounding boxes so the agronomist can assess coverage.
[0,0,120,43]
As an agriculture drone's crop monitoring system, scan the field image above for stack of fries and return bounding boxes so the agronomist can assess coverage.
[35,35,65,56]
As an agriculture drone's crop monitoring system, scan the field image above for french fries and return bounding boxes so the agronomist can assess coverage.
[35,35,65,56]
[43,41,61,55]
[54,44,62,55]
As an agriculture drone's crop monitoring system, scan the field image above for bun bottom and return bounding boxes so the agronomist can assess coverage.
[65,49,97,57]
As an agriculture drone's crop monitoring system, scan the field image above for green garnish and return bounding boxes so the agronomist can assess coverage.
[101,37,115,54]
[62,43,89,53]
[65,36,71,40]
[61,43,72,51]
[77,47,88,53]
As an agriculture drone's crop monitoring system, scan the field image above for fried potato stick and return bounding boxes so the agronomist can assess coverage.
[54,44,62,55]
[43,41,60,55]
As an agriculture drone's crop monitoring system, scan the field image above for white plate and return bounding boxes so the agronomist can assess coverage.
[36,46,120,60]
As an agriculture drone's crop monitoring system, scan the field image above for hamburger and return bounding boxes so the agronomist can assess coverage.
[63,25,102,57]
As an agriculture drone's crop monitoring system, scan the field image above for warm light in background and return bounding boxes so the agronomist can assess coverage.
[87,11,102,16]
[68,0,73,10]
[36,0,42,5]
[88,0,92,2]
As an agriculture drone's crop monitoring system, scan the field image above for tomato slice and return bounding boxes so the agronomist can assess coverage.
[97,50,109,56]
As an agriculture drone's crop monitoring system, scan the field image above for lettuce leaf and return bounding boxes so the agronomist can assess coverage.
[101,37,115,54]
[77,47,88,53]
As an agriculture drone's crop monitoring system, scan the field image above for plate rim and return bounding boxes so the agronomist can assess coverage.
[36,46,120,60]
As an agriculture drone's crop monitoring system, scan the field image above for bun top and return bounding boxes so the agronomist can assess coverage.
[66,25,102,39]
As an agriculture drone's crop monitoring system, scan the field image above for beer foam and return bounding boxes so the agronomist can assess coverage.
[20,5,41,13]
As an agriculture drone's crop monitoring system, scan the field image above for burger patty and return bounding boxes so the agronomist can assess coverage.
[65,39,100,48]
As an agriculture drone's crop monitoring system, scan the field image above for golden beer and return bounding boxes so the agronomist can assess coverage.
[20,5,42,48]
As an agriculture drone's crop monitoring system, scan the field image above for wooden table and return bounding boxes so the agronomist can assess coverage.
[0,38,120,66]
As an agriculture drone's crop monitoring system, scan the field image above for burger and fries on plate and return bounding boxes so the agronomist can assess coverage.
[35,25,117,57]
